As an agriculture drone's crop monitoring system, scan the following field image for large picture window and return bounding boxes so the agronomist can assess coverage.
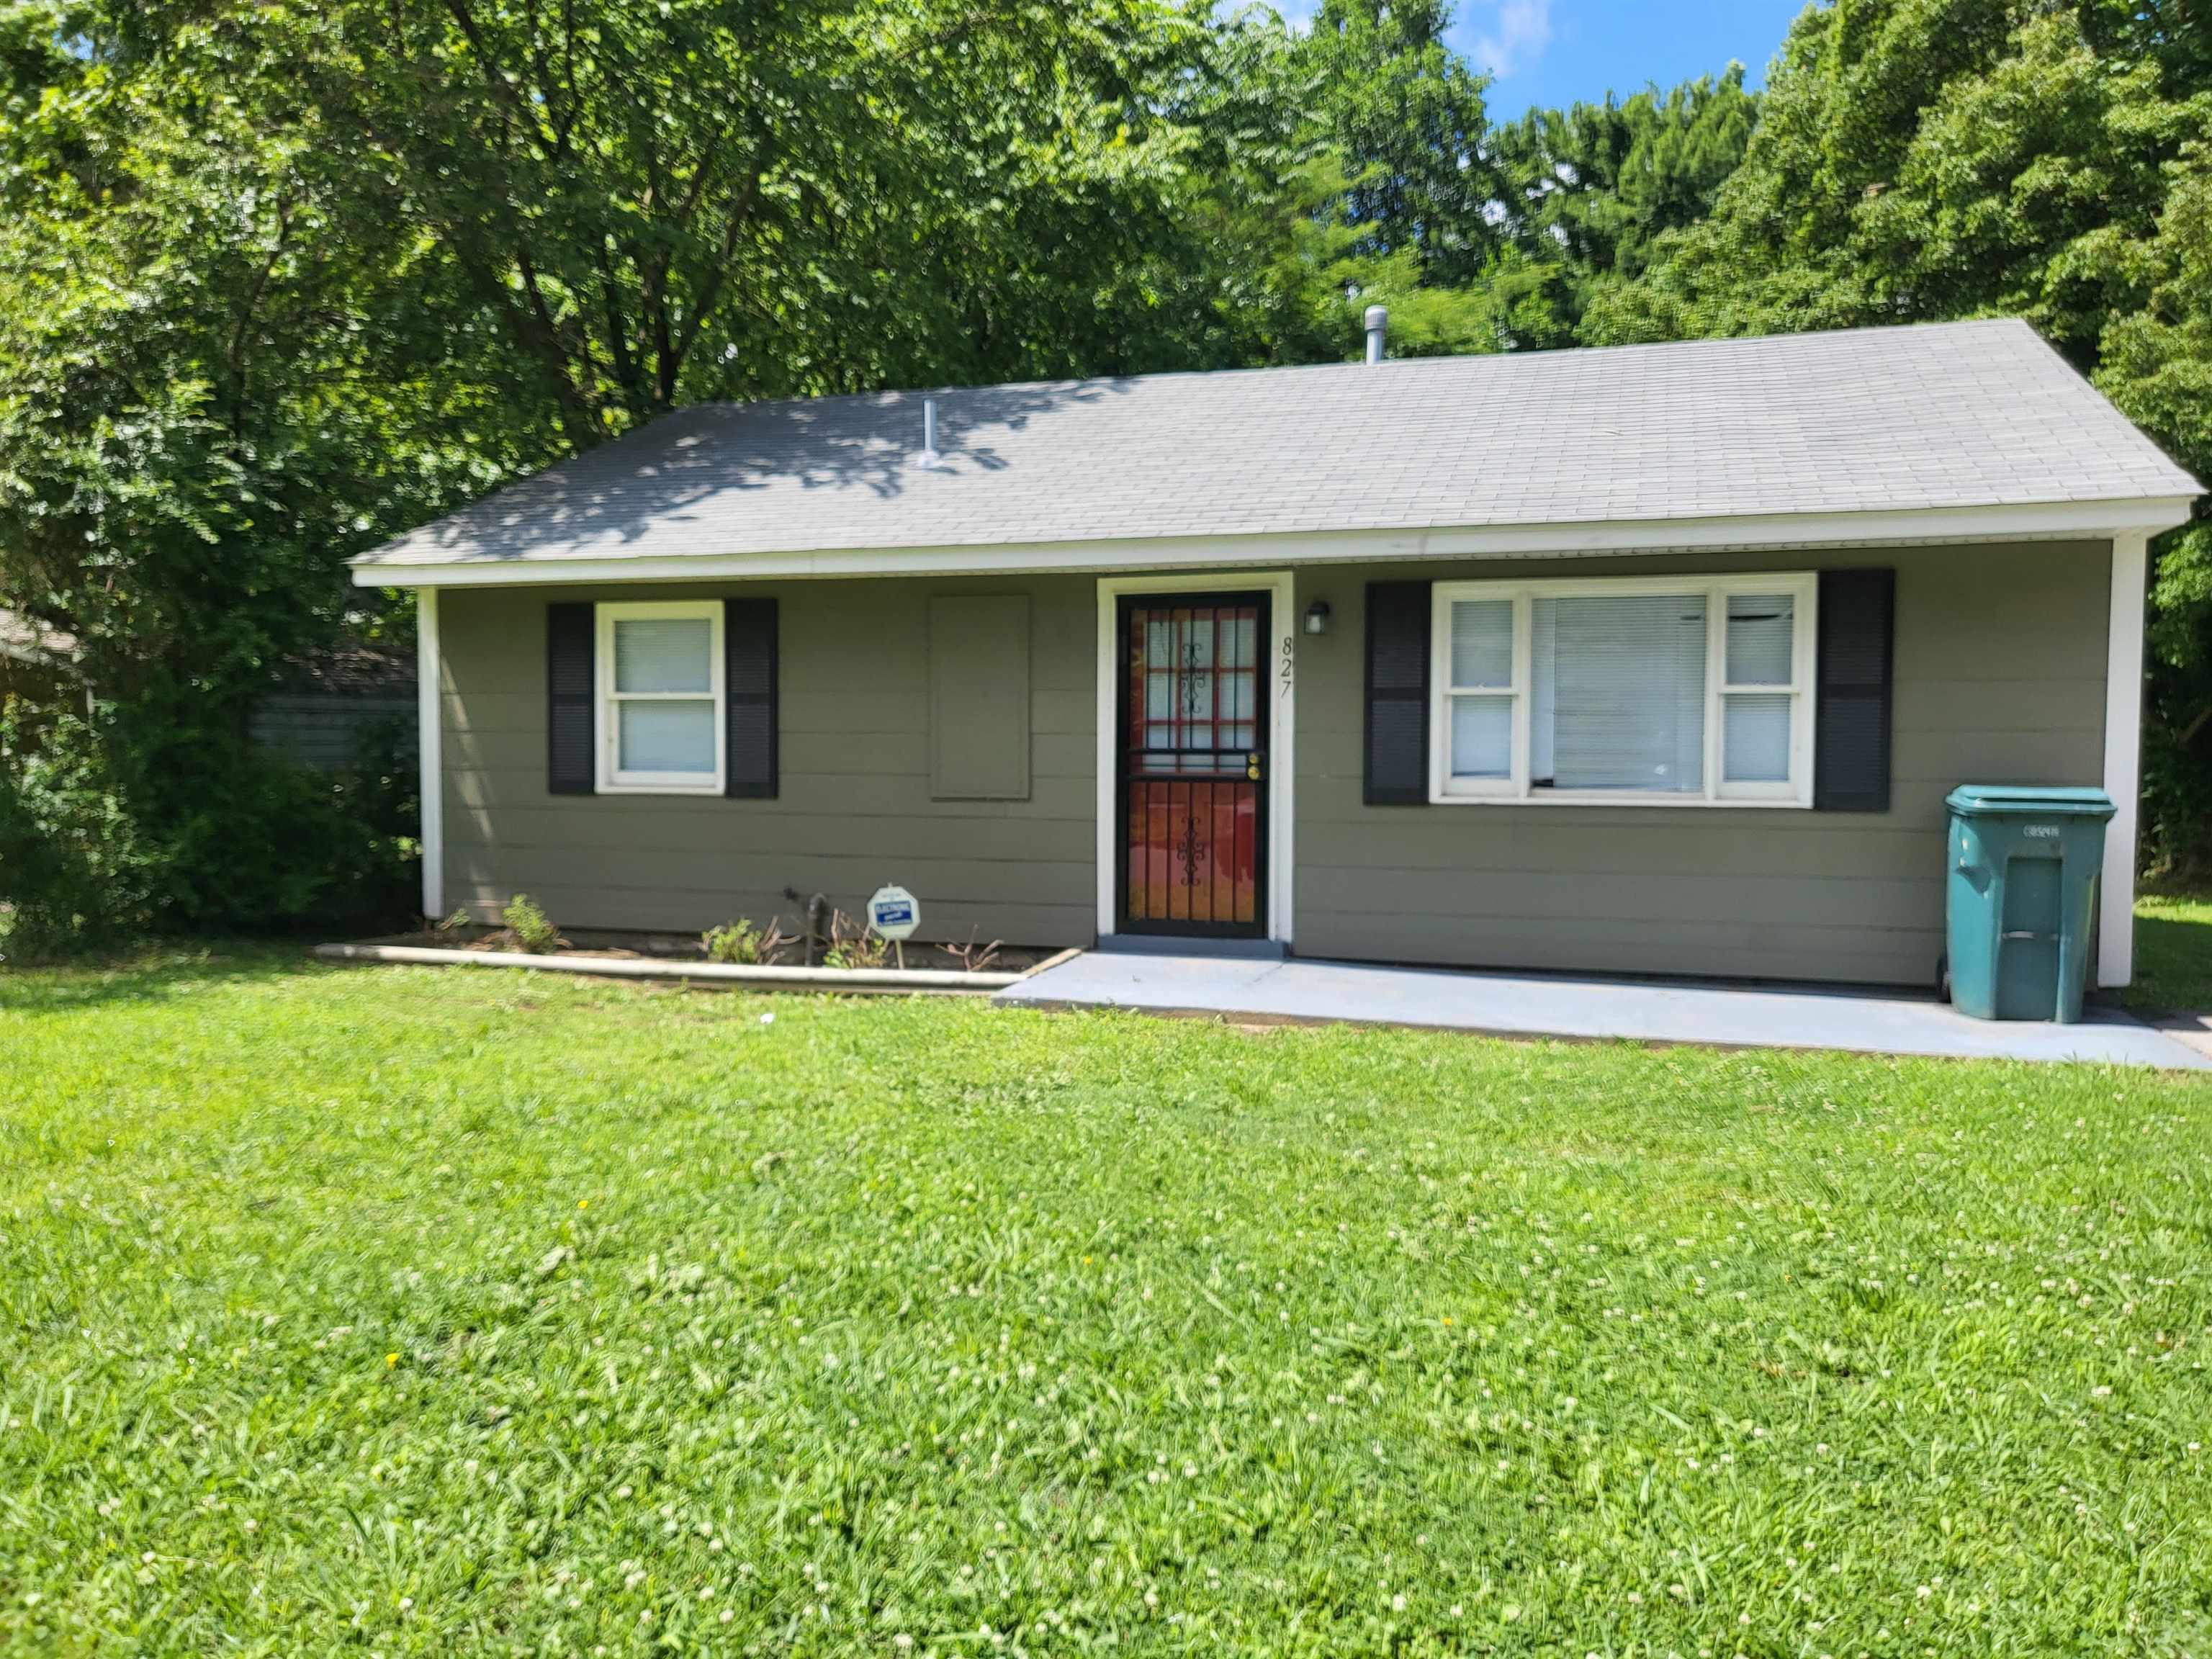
[1429,573,1817,806]
[595,601,726,793]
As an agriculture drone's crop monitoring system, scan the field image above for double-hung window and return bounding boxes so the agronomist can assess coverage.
[1429,572,1817,806]
[595,601,725,793]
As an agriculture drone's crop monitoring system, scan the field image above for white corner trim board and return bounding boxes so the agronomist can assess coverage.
[2100,529,2149,988]
[1093,570,1295,946]
[351,497,2198,589]
[415,587,444,922]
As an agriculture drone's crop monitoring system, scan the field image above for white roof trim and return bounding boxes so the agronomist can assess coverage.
[351,495,2197,588]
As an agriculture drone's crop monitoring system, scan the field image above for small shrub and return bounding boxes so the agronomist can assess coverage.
[702,917,791,966]
[497,893,564,953]
[822,908,889,971]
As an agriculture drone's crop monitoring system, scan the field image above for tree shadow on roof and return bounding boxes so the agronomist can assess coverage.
[387,377,1135,563]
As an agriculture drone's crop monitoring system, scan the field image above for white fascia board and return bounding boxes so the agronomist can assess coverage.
[350,494,2200,589]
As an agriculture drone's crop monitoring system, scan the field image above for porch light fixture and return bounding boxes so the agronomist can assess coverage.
[1303,599,1332,636]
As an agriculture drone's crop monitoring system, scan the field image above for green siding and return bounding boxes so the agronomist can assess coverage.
[1289,541,2109,986]
[929,595,1032,800]
[436,539,2111,982]
[437,575,1094,945]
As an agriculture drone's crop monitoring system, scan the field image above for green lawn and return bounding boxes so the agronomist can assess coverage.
[4,955,2211,1656]
[2131,889,2212,1015]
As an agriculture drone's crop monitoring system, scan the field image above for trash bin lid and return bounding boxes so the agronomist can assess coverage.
[1944,784,2116,819]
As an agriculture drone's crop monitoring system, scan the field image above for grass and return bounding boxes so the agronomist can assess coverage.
[3,951,2211,1656]
[2131,889,2212,1015]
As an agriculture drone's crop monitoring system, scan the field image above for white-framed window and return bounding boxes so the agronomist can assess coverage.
[595,601,725,793]
[1429,572,1817,807]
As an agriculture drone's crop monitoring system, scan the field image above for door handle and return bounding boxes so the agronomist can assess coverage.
[1246,753,1262,781]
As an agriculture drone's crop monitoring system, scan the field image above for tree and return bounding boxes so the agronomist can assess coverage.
[1303,0,1504,287]
[1485,68,1756,347]
[2101,142,2212,872]
[0,6,516,943]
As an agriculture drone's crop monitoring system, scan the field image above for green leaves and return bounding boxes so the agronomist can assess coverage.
[1488,68,1757,348]
[1305,0,1502,285]
[295,0,1221,424]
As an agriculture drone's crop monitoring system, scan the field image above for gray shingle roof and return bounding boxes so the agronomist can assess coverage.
[355,320,2198,572]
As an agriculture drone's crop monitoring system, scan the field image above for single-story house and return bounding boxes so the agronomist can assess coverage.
[352,318,2200,989]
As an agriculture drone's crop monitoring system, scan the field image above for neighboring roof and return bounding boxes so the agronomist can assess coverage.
[0,606,76,665]
[354,319,2199,579]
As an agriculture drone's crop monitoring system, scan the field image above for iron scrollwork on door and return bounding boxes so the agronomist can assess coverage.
[1120,596,1266,933]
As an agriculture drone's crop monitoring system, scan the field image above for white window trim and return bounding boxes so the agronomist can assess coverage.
[1427,571,1819,808]
[594,600,727,795]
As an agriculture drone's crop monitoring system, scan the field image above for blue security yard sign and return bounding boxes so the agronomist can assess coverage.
[866,885,920,942]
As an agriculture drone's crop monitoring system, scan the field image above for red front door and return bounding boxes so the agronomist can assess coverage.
[1116,593,1269,938]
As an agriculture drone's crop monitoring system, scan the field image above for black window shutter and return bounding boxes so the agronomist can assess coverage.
[1814,568,1894,813]
[547,602,595,795]
[724,597,778,799]
[1364,581,1431,806]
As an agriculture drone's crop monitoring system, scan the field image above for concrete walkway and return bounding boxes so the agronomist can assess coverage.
[2152,1010,2212,1062]
[997,952,2212,1069]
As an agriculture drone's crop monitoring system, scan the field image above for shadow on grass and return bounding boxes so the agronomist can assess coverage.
[2126,889,2212,1015]
[0,939,343,1014]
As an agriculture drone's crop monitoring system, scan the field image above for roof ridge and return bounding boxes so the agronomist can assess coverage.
[682,317,2045,418]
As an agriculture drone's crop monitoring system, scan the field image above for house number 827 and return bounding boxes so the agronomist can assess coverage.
[1280,634,1295,687]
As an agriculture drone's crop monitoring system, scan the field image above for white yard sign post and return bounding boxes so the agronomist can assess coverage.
[867,884,920,971]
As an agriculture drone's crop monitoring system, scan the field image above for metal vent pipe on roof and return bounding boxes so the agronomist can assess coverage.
[1364,305,1388,365]
[917,397,946,469]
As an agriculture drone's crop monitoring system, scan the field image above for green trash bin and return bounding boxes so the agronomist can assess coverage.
[1944,786,2115,1023]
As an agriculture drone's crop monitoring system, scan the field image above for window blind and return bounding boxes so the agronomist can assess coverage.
[1532,593,1707,793]
[1722,593,1794,783]
[610,615,718,775]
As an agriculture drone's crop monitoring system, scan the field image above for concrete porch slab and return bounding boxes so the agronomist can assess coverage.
[996,953,2212,1069]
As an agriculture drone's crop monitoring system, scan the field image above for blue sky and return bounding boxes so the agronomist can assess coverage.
[1274,0,1813,120]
